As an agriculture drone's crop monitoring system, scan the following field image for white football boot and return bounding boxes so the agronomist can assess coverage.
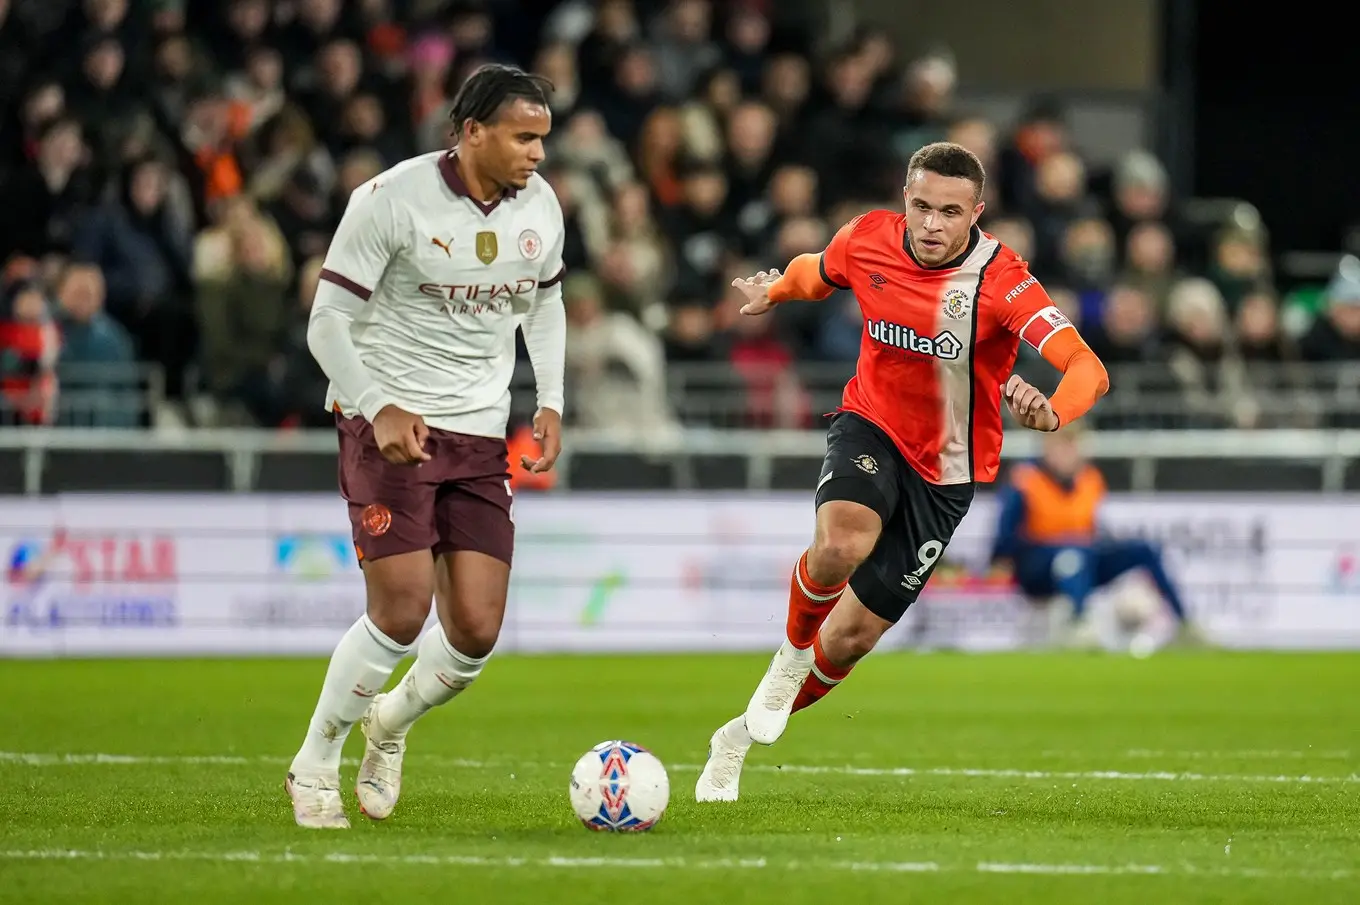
[285,772,350,829]
[355,693,406,820]
[695,716,752,802]
[743,639,814,745]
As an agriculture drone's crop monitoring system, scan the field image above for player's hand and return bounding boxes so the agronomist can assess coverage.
[372,404,432,465]
[520,407,562,474]
[1002,375,1060,432]
[732,268,782,316]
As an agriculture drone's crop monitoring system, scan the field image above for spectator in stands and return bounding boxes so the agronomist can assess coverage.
[1028,149,1089,276]
[982,214,1035,263]
[648,0,721,101]
[1236,289,1289,362]
[1107,149,1176,250]
[563,272,675,434]
[635,104,688,207]
[53,263,137,427]
[999,98,1070,215]
[599,179,670,325]
[724,99,780,252]
[889,51,955,161]
[1120,220,1179,311]
[1208,225,1272,311]
[269,254,331,429]
[0,279,59,426]
[1058,215,1117,322]
[193,199,291,425]
[1164,276,1257,428]
[593,43,663,149]
[662,297,718,369]
[724,5,771,95]
[534,41,582,120]
[947,115,1000,210]
[760,51,810,144]
[660,157,737,298]
[72,154,196,398]
[804,50,894,203]
[1299,261,1360,361]
[1086,283,1161,366]
[0,117,93,259]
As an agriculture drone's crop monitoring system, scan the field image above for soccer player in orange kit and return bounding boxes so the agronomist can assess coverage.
[696,142,1110,801]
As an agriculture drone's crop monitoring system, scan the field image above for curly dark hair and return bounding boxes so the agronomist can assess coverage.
[448,63,554,140]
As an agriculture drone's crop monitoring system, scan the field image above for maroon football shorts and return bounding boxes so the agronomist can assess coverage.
[335,414,514,566]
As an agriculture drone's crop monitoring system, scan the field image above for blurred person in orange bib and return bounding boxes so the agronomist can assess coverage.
[990,427,1205,647]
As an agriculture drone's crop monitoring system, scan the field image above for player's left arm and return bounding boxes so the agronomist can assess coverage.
[994,264,1109,429]
[518,194,567,474]
[761,215,861,305]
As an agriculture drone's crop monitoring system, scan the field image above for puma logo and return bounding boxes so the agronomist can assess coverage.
[431,236,453,257]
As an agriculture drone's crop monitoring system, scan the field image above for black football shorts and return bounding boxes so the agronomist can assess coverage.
[814,412,975,623]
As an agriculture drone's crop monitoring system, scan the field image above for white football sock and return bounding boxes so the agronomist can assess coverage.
[290,614,410,775]
[722,715,753,748]
[376,626,488,736]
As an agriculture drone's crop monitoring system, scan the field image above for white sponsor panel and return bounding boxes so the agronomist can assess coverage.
[1,493,1358,656]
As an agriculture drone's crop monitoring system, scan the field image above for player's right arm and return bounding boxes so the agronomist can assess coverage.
[733,215,862,314]
[307,182,430,464]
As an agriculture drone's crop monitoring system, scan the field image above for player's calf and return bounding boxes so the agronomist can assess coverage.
[789,590,886,714]
[356,630,489,822]
[374,624,490,737]
[787,501,879,649]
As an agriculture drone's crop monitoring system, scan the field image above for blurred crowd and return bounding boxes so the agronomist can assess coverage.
[1,0,1357,432]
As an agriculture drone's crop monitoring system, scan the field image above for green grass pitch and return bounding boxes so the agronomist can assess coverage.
[3,651,1359,903]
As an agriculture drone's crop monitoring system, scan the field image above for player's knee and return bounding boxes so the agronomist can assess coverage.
[363,560,436,646]
[819,616,883,667]
[443,611,501,660]
[366,603,430,647]
[810,504,880,582]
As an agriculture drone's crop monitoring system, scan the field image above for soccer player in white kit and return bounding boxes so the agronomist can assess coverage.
[285,65,567,829]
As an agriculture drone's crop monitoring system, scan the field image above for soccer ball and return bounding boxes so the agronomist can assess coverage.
[568,740,669,832]
[1111,581,1160,633]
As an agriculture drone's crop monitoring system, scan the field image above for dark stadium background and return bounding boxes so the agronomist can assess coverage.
[0,0,1357,496]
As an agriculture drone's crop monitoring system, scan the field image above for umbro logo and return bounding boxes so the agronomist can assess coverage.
[868,273,888,290]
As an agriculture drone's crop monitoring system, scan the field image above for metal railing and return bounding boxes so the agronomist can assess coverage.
[1,361,164,428]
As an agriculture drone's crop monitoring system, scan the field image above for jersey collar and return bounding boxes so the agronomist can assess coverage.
[438,150,518,216]
[902,225,981,270]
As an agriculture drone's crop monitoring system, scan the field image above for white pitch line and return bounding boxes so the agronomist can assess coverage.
[731,763,1360,786]
[0,849,1351,881]
[2,751,1357,786]
[1121,749,1354,760]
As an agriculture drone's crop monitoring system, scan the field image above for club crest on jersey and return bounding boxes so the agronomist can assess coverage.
[854,454,879,474]
[519,229,542,260]
[941,288,971,319]
[867,319,962,361]
[476,231,498,265]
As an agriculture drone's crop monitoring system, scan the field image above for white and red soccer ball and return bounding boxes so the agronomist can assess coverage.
[568,740,669,832]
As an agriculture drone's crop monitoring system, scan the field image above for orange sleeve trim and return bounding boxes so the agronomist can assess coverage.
[1041,329,1110,427]
[766,253,839,303]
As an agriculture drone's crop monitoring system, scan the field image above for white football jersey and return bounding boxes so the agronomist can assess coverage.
[315,150,565,437]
